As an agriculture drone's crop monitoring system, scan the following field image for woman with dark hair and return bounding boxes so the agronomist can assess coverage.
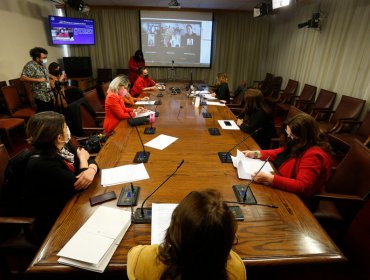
[48,62,67,112]
[128,50,145,85]
[127,189,246,280]
[24,111,98,240]
[242,113,333,199]
[236,89,275,149]
[211,72,230,103]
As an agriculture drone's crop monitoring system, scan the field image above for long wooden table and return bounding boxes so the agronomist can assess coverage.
[27,84,345,277]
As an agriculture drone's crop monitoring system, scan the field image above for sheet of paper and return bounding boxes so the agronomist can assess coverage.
[195,90,210,94]
[218,120,240,130]
[194,96,200,107]
[206,101,226,106]
[202,93,217,100]
[57,207,131,272]
[151,203,178,245]
[144,134,178,150]
[135,110,155,118]
[135,100,156,105]
[231,150,274,179]
[101,163,150,187]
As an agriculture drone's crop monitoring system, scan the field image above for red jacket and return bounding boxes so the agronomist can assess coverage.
[260,146,332,198]
[103,92,135,132]
[131,76,155,98]
[128,57,145,85]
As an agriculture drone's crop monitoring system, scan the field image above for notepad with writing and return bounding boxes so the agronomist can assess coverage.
[57,206,131,273]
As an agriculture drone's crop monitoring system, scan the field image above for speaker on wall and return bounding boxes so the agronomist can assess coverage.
[63,57,92,78]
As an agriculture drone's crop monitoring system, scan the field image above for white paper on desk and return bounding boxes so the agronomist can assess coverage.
[218,120,240,130]
[206,101,226,106]
[231,150,274,180]
[135,100,156,105]
[144,134,178,150]
[57,206,131,272]
[151,203,178,245]
[202,93,217,100]
[135,110,155,118]
[101,163,150,187]
[196,90,210,94]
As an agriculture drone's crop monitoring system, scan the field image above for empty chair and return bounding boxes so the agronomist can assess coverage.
[116,68,130,77]
[312,139,370,242]
[310,89,337,121]
[8,78,28,105]
[83,88,105,116]
[327,109,370,151]
[1,86,36,120]
[97,68,113,85]
[268,79,299,106]
[314,95,366,133]
[79,103,104,136]
[227,82,247,114]
[0,117,25,151]
[253,72,273,89]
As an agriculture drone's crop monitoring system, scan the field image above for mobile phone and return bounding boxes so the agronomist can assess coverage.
[89,191,117,206]
[224,121,232,126]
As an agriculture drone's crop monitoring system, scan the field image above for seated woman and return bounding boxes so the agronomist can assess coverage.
[103,75,146,132]
[242,113,333,200]
[127,189,246,280]
[236,89,275,149]
[122,92,149,107]
[211,72,230,103]
[24,111,99,241]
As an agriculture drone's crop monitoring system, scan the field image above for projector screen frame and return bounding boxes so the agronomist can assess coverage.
[139,10,214,68]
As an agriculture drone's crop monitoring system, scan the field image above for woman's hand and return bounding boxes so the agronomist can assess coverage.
[74,168,96,190]
[211,92,216,97]
[141,96,150,101]
[134,107,147,114]
[236,118,243,126]
[242,150,261,158]
[77,147,90,162]
[251,171,274,185]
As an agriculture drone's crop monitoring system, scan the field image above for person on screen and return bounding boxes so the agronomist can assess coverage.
[242,113,333,201]
[130,67,158,98]
[211,72,230,103]
[127,189,246,280]
[104,75,146,133]
[128,50,146,85]
[182,24,200,48]
[24,111,99,241]
[236,89,275,149]
[21,47,54,112]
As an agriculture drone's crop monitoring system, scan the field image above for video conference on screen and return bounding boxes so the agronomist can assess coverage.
[140,11,213,68]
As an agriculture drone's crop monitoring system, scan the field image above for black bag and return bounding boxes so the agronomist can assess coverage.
[83,133,110,153]
[128,117,149,126]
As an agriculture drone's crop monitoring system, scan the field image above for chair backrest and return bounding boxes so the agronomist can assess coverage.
[83,88,104,112]
[286,106,304,119]
[0,144,10,195]
[8,78,26,98]
[101,82,110,96]
[283,79,299,96]
[80,103,99,128]
[263,76,282,97]
[0,81,7,88]
[331,95,365,125]
[326,139,370,198]
[97,68,113,84]
[356,110,370,139]
[24,82,35,107]
[298,84,316,101]
[116,68,130,77]
[313,89,337,110]
[1,85,22,115]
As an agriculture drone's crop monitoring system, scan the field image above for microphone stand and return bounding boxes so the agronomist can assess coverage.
[218,128,262,163]
[128,112,150,163]
[134,159,185,224]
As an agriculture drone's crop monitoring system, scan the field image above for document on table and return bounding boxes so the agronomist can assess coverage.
[202,93,217,100]
[231,150,274,180]
[218,120,240,130]
[135,110,155,118]
[135,100,156,105]
[101,163,150,187]
[151,203,178,245]
[195,90,210,94]
[57,206,131,273]
[206,101,226,106]
[144,134,178,150]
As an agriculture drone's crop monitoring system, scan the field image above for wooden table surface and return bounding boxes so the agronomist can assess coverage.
[27,84,345,275]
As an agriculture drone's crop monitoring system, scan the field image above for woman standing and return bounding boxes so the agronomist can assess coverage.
[128,50,145,85]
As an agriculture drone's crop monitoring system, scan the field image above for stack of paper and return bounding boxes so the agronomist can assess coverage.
[57,206,131,273]
[135,110,155,118]
[231,150,274,180]
[202,93,217,100]
[135,100,156,105]
[151,203,178,245]
[101,163,150,187]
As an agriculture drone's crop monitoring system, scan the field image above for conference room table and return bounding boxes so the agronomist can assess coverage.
[27,83,345,278]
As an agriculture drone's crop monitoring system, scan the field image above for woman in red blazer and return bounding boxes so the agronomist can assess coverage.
[103,75,146,133]
[243,113,333,199]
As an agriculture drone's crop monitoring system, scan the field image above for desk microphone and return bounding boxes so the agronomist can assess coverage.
[218,128,262,163]
[128,111,150,163]
[134,159,185,224]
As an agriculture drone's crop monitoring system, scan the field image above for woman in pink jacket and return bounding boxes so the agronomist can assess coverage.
[243,113,333,199]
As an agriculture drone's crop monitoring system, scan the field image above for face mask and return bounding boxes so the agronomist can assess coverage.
[118,87,128,97]
[42,58,48,64]
[52,70,61,76]
[143,74,149,78]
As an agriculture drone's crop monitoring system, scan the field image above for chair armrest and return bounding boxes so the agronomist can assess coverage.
[96,111,106,116]
[314,192,365,202]
[0,216,35,225]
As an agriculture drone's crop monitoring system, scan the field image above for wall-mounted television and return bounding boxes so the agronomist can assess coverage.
[63,57,92,78]
[49,15,95,45]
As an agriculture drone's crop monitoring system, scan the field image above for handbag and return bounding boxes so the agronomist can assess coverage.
[83,133,110,153]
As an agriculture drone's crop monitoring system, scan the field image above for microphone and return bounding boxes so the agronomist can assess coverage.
[229,156,278,208]
[128,111,150,163]
[218,128,262,163]
[134,159,185,224]
[144,112,156,135]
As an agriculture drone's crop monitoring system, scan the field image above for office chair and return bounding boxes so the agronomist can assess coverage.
[310,89,337,121]
[83,88,105,116]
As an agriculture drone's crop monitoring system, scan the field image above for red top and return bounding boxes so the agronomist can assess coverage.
[103,91,135,132]
[130,75,156,98]
[128,56,145,85]
[260,146,332,198]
